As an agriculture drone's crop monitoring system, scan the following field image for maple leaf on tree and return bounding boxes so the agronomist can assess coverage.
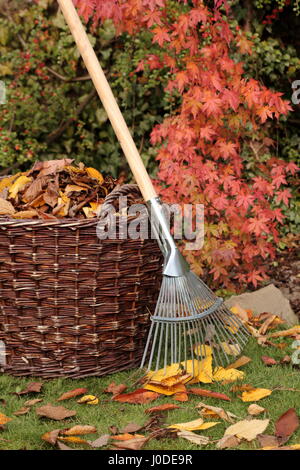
[202,94,222,116]
[152,26,171,47]
[236,193,255,211]
[217,140,238,158]
[200,126,216,141]
[247,217,269,236]
[257,106,273,123]
[276,189,292,206]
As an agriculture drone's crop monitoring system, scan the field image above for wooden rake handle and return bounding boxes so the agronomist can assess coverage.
[57,0,157,202]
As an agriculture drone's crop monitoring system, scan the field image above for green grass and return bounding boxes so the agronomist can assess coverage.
[0,338,300,450]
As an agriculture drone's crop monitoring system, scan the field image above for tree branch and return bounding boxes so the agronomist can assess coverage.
[46,66,91,82]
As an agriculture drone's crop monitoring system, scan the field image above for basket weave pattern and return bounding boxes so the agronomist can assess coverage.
[0,184,162,378]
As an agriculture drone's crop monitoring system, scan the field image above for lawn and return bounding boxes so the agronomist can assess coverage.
[0,337,300,451]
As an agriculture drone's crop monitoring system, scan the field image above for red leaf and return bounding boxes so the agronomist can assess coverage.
[113,389,159,405]
[145,404,181,414]
[189,388,231,401]
[57,388,88,401]
[275,408,299,445]
[261,356,278,367]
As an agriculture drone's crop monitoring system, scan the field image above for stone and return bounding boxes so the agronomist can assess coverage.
[225,284,298,326]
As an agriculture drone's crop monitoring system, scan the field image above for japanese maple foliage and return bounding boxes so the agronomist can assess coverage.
[72,0,298,290]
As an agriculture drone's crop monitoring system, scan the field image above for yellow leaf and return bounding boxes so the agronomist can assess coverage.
[268,325,300,338]
[0,173,20,193]
[82,207,94,218]
[64,184,88,196]
[168,417,204,431]
[144,383,186,396]
[240,388,272,402]
[9,175,32,199]
[194,344,213,357]
[182,356,213,384]
[247,404,266,416]
[160,374,191,387]
[146,364,181,382]
[230,304,249,322]
[58,436,87,444]
[213,367,245,383]
[196,422,220,430]
[224,419,269,441]
[0,412,12,425]
[77,395,99,405]
[86,167,104,184]
[225,356,251,370]
[221,342,241,357]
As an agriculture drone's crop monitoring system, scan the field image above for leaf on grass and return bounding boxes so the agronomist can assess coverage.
[145,404,181,414]
[36,404,76,420]
[182,356,213,384]
[168,418,219,431]
[177,430,210,446]
[24,399,43,406]
[225,356,251,370]
[111,433,145,441]
[261,356,278,366]
[41,429,61,446]
[57,441,73,450]
[258,315,278,335]
[196,402,238,423]
[257,434,279,448]
[189,388,231,401]
[173,392,189,402]
[268,325,300,338]
[216,434,241,449]
[221,342,241,356]
[103,382,127,396]
[120,423,144,434]
[0,412,12,425]
[77,395,98,405]
[112,436,148,450]
[224,419,269,441]
[193,344,213,357]
[213,367,245,383]
[280,355,291,364]
[146,364,182,382]
[113,388,159,405]
[62,425,97,436]
[247,404,266,416]
[58,436,88,445]
[0,198,15,216]
[144,383,187,396]
[230,384,254,393]
[240,388,272,402]
[275,408,299,445]
[16,382,43,395]
[13,407,30,416]
[88,434,110,448]
[57,388,88,401]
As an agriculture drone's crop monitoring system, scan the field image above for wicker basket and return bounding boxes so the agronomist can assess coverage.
[0,184,163,378]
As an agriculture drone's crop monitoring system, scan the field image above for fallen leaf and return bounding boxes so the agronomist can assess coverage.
[258,315,277,335]
[57,388,88,401]
[62,425,97,436]
[57,441,73,450]
[58,436,88,445]
[0,173,20,193]
[257,434,279,448]
[104,382,127,396]
[144,383,186,396]
[230,304,249,322]
[36,404,76,420]
[112,436,149,450]
[268,325,300,338]
[280,355,291,364]
[275,408,299,445]
[12,209,38,219]
[169,418,219,432]
[189,388,231,402]
[109,425,119,435]
[13,407,30,416]
[145,404,181,414]
[41,429,61,446]
[0,412,12,425]
[177,430,210,446]
[230,384,255,393]
[24,399,43,406]
[86,167,104,184]
[146,364,182,382]
[0,197,15,216]
[247,404,266,416]
[182,356,213,383]
[120,423,144,433]
[224,419,269,441]
[159,373,191,387]
[240,388,272,402]
[88,434,110,448]
[225,356,251,370]
[216,434,241,449]
[77,395,98,405]
[220,342,241,356]
[111,433,145,441]
[113,388,159,405]
[213,367,245,383]
[173,392,189,402]
[16,382,43,395]
[196,402,238,423]
[193,344,213,357]
[261,356,278,366]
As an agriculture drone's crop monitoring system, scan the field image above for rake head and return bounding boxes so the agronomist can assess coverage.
[140,271,250,374]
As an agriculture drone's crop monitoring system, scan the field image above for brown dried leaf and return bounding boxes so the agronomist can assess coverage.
[87,434,110,448]
[120,423,144,434]
[36,404,76,421]
[247,404,266,416]
[41,429,61,446]
[17,382,43,395]
[57,441,73,450]
[13,407,30,416]
[22,178,44,203]
[112,436,149,450]
[24,398,43,406]
[225,355,252,370]
[57,388,88,402]
[113,388,159,405]
[196,402,238,423]
[32,159,73,177]
[104,382,127,396]
[275,408,299,445]
[258,315,277,335]
[62,425,97,436]
[145,404,181,414]
[216,434,241,449]
[224,419,270,441]
[268,325,300,338]
[177,430,210,446]
[0,197,15,216]
[12,210,38,219]
[261,356,278,366]
[280,355,291,364]
[257,434,279,448]
[173,392,189,402]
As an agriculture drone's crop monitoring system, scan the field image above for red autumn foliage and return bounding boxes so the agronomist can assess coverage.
[73,0,298,289]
